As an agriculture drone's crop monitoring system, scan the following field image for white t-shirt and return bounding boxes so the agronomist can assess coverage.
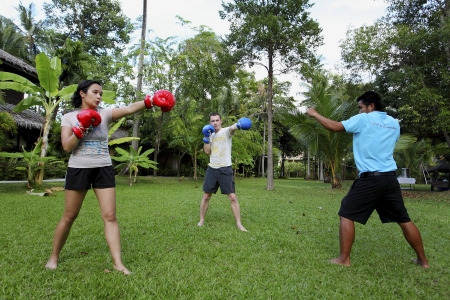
[61,108,112,168]
[208,126,234,168]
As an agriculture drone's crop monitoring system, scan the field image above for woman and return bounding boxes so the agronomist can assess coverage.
[45,80,174,274]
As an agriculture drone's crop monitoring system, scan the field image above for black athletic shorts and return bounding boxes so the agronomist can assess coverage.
[338,174,411,224]
[64,166,116,190]
[203,166,235,194]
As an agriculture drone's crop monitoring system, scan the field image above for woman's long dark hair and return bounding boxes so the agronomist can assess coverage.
[71,80,102,108]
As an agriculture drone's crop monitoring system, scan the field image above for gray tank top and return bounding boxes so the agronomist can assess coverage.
[61,108,113,168]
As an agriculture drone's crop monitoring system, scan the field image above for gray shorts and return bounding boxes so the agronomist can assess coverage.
[203,166,235,194]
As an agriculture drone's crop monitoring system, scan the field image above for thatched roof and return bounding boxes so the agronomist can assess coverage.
[427,162,450,173]
[0,103,44,130]
[110,128,130,140]
[0,49,37,78]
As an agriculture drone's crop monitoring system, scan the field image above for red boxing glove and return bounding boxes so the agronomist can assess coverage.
[72,126,87,139]
[72,109,101,139]
[144,94,153,109]
[156,90,175,112]
[153,90,174,109]
[144,90,175,112]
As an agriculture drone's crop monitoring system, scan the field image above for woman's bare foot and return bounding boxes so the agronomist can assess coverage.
[114,265,131,275]
[412,258,429,268]
[45,258,58,270]
[329,258,351,266]
[197,221,204,227]
[237,224,247,232]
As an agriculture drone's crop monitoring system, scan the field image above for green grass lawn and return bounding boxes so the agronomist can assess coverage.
[0,177,449,299]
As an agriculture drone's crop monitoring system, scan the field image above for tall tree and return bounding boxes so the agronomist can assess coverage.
[16,1,44,60]
[43,0,133,56]
[131,0,148,152]
[220,0,323,190]
[139,36,178,176]
[340,0,450,149]
[173,21,235,114]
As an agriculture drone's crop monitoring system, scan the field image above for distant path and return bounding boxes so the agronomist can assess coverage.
[0,179,65,184]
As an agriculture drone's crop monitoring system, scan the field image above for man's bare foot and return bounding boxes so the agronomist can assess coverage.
[412,258,429,268]
[197,221,204,227]
[114,265,131,275]
[329,258,351,266]
[45,258,58,270]
[237,224,247,232]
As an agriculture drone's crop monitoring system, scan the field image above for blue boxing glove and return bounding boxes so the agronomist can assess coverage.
[236,117,252,130]
[202,124,215,144]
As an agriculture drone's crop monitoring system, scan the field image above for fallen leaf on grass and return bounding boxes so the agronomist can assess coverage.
[104,269,112,273]
[26,189,55,197]
[50,187,65,191]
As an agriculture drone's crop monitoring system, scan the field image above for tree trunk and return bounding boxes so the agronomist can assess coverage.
[266,51,274,190]
[306,149,310,179]
[261,122,265,177]
[153,114,163,176]
[330,160,342,188]
[35,112,52,185]
[442,131,450,149]
[319,159,324,181]
[132,0,147,152]
[193,150,198,181]
[440,2,450,150]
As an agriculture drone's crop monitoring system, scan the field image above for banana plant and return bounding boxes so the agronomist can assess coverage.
[111,145,157,186]
[0,139,63,188]
[108,117,140,146]
[0,52,115,184]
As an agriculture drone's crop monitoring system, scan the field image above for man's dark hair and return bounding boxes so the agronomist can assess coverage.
[71,80,102,108]
[209,112,221,120]
[357,91,383,111]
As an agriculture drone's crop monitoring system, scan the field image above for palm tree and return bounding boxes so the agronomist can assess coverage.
[0,17,29,61]
[281,72,355,188]
[167,99,205,180]
[394,136,435,182]
[16,1,43,60]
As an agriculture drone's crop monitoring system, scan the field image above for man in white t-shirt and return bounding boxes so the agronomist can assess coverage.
[198,113,252,232]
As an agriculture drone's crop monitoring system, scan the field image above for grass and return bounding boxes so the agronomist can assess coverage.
[0,177,449,299]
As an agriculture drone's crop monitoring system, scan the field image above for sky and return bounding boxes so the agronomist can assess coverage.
[3,0,388,99]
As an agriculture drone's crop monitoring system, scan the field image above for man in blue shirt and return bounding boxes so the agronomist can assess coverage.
[306,91,429,268]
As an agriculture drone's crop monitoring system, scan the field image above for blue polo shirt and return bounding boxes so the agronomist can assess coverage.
[341,111,399,174]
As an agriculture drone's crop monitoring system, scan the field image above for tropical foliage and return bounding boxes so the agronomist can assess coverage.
[0,52,115,184]
[0,139,62,188]
[0,0,449,187]
[220,0,323,190]
[111,145,157,186]
[0,111,17,151]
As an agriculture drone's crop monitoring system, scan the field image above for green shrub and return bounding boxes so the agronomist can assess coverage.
[0,158,27,180]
